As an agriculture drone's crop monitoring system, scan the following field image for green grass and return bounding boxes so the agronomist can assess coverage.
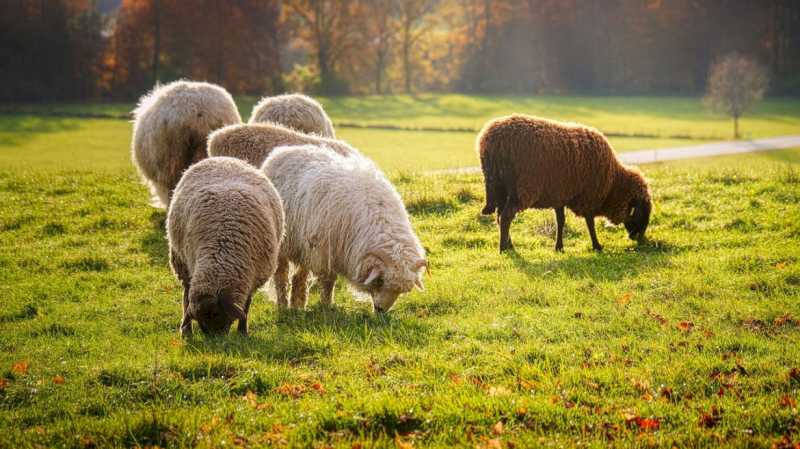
[5,94,800,140]
[0,114,767,174]
[2,105,800,449]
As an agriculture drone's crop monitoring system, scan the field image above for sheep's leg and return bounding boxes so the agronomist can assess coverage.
[180,283,192,337]
[290,267,310,310]
[554,207,565,252]
[237,294,253,336]
[585,216,603,252]
[319,275,337,307]
[498,204,517,252]
[274,257,290,308]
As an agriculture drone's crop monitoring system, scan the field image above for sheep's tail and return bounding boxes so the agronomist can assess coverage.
[480,153,503,215]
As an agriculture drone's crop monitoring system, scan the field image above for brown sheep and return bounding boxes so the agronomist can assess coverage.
[207,122,356,168]
[477,114,652,252]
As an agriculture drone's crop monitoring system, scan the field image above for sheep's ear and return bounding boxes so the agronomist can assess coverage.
[219,292,246,321]
[364,268,381,286]
[413,259,428,273]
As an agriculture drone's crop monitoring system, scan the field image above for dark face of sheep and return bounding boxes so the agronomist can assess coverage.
[191,292,244,336]
[624,197,652,241]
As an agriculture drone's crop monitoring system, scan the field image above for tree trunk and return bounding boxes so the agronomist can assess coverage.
[152,0,161,85]
[734,115,739,139]
[403,21,411,94]
[214,0,224,84]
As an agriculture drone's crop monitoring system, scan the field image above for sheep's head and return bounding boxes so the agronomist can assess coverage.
[189,290,245,336]
[624,196,652,241]
[358,250,426,313]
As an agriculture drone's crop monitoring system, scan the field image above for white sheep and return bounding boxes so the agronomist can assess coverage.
[261,145,426,313]
[132,80,242,208]
[167,156,284,336]
[207,122,356,168]
[249,93,335,138]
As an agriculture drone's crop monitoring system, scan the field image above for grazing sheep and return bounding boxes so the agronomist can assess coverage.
[478,114,652,252]
[167,157,284,336]
[132,80,242,208]
[262,145,426,313]
[249,93,335,138]
[207,122,356,168]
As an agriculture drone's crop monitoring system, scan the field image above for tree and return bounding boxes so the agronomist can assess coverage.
[704,53,769,139]
[397,0,437,93]
[365,0,396,94]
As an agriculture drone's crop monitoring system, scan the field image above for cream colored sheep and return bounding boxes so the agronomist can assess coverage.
[249,94,335,137]
[132,80,241,208]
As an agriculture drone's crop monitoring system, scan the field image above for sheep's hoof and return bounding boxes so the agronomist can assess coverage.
[555,245,564,252]
[593,245,604,252]
[180,325,192,338]
[481,205,496,215]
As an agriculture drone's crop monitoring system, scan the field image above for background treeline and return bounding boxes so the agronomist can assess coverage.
[1,0,799,101]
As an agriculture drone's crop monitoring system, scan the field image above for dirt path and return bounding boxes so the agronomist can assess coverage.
[426,135,800,175]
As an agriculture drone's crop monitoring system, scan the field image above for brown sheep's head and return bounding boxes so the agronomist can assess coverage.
[624,196,652,241]
[189,291,245,336]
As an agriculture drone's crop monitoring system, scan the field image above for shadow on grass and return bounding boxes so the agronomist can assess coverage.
[503,236,681,282]
[0,114,81,146]
[140,210,168,266]
[186,303,433,360]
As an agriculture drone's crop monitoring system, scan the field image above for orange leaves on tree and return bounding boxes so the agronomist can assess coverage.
[11,361,29,375]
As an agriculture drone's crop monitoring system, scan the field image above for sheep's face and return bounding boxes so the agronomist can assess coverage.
[624,196,652,241]
[190,292,244,336]
[360,252,426,313]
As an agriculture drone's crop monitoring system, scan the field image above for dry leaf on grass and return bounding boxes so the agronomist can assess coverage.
[52,375,65,384]
[677,321,694,332]
[779,395,797,409]
[11,361,29,375]
[394,435,414,449]
[618,292,633,306]
[492,421,504,435]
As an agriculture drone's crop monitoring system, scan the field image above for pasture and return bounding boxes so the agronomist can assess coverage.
[1,96,800,448]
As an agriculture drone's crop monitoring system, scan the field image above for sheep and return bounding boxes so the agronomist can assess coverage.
[167,156,284,336]
[249,93,335,138]
[261,145,426,313]
[131,80,242,208]
[478,114,652,252]
[207,122,356,168]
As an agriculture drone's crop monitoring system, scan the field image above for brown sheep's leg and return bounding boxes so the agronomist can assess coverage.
[274,257,290,308]
[180,283,192,337]
[585,216,603,252]
[554,207,565,252]
[290,267,310,309]
[237,294,253,336]
[499,205,517,252]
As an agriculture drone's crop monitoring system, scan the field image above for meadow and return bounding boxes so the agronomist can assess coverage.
[1,96,800,448]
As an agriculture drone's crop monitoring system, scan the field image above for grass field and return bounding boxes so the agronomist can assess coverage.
[1,98,800,448]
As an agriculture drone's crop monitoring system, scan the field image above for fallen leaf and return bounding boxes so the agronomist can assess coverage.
[488,386,511,397]
[0,379,8,390]
[618,292,633,306]
[659,386,673,400]
[448,373,463,385]
[11,361,29,375]
[563,400,575,409]
[274,383,307,399]
[779,395,797,409]
[492,421,504,435]
[550,395,561,405]
[310,382,326,394]
[789,368,800,383]
[677,321,694,333]
[646,310,668,326]
[636,417,660,431]
[699,406,722,428]
[485,438,502,449]
[366,359,386,378]
[52,375,65,384]
[774,314,796,327]
[770,435,799,449]
[775,262,787,269]
[517,378,536,391]
[641,392,654,402]
[632,379,650,392]
[243,390,257,407]
[394,434,414,449]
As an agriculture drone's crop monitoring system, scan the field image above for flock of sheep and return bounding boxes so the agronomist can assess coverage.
[131,80,652,336]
